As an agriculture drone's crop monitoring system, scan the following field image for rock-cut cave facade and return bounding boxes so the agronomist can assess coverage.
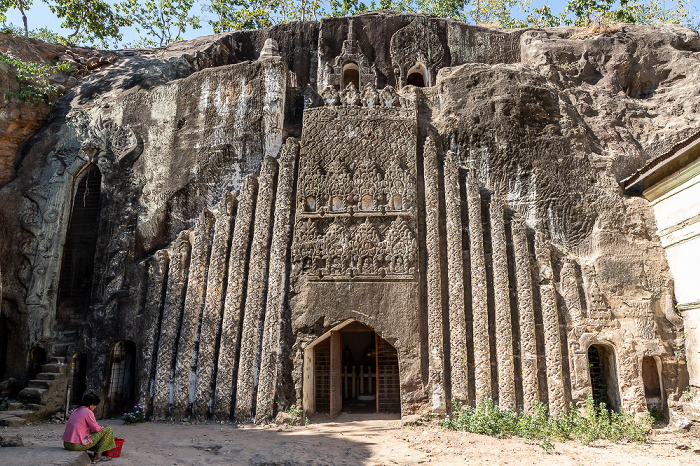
[0,12,696,423]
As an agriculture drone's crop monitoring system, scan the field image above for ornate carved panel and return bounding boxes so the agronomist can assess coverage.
[320,20,376,90]
[292,106,417,280]
[390,18,444,88]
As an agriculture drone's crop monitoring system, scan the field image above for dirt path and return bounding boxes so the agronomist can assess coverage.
[2,413,700,465]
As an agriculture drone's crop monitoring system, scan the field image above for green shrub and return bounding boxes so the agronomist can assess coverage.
[0,52,72,104]
[440,395,650,445]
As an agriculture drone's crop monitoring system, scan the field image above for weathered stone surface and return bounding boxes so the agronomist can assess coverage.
[172,209,215,420]
[466,171,491,403]
[256,139,299,422]
[0,13,696,422]
[212,176,257,421]
[192,193,236,421]
[490,198,515,411]
[152,232,190,420]
[443,150,468,402]
[234,156,278,422]
[423,136,446,413]
[512,218,539,412]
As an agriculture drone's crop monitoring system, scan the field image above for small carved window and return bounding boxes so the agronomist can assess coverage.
[343,61,360,90]
[406,63,428,87]
[331,196,344,212]
[392,195,403,210]
[306,196,317,212]
[361,195,374,211]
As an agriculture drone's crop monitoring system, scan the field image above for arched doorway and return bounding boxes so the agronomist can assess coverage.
[104,341,136,415]
[406,63,428,87]
[57,163,102,321]
[304,320,400,418]
[641,356,664,414]
[588,344,621,410]
[342,61,360,90]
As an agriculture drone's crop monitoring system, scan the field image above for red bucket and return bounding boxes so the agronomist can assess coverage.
[104,438,125,458]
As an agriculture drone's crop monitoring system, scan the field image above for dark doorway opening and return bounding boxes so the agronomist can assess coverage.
[313,321,400,417]
[72,353,88,405]
[28,347,47,380]
[406,72,425,87]
[588,344,621,410]
[342,62,359,90]
[57,164,102,321]
[104,341,136,415]
[642,356,663,414]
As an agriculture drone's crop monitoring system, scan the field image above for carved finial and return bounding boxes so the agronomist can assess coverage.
[348,19,355,42]
[259,38,279,59]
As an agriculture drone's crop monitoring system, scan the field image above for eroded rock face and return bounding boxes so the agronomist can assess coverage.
[0,13,694,420]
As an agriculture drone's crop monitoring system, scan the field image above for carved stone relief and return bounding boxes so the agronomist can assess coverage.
[291,105,417,280]
[320,19,376,90]
[390,18,444,88]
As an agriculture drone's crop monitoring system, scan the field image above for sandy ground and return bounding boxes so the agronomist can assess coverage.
[2,413,700,465]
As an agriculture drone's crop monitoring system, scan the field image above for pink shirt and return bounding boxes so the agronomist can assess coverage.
[62,406,104,445]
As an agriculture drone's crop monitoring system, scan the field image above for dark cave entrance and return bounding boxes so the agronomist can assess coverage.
[309,320,400,418]
[642,356,664,414]
[588,344,621,410]
[104,341,136,415]
[57,163,102,322]
[342,61,360,90]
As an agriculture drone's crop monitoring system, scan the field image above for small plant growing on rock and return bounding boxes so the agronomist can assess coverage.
[122,404,147,424]
[0,52,71,104]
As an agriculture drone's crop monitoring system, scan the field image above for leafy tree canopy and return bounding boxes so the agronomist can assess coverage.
[116,0,201,47]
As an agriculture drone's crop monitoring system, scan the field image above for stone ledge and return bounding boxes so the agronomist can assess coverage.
[0,446,91,466]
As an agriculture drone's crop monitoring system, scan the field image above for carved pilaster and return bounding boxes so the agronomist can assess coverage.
[171,209,215,420]
[467,171,491,402]
[535,232,565,417]
[212,176,257,421]
[191,193,236,420]
[234,157,279,422]
[137,250,169,414]
[490,198,515,411]
[512,218,539,412]
[256,139,299,422]
[443,150,467,402]
[152,232,190,420]
[423,136,446,412]
[561,259,584,325]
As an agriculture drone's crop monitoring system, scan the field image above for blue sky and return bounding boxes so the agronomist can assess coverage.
[4,0,699,48]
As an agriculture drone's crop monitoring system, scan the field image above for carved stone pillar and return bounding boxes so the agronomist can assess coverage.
[535,232,565,417]
[212,176,257,421]
[512,217,539,411]
[256,139,299,422]
[235,157,279,422]
[443,150,468,402]
[467,171,491,402]
[560,259,584,325]
[191,192,236,420]
[423,136,446,412]
[152,231,190,420]
[490,198,515,411]
[137,250,169,414]
[172,209,215,420]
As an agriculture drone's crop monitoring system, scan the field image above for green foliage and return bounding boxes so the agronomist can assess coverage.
[682,386,695,402]
[0,396,10,410]
[0,0,33,35]
[206,0,276,32]
[440,396,651,445]
[48,0,127,47]
[116,0,201,47]
[122,403,147,424]
[0,51,71,104]
[1,22,70,43]
[285,403,303,424]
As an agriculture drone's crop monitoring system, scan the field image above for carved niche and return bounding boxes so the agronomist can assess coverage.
[390,18,445,88]
[291,104,418,280]
[321,19,376,90]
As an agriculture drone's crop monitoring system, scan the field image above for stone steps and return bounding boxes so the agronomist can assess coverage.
[15,357,70,421]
